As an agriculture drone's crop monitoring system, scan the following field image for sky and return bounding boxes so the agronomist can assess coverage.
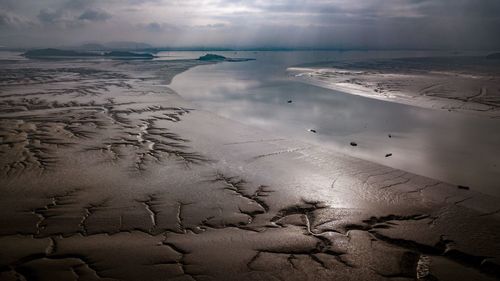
[1,0,500,49]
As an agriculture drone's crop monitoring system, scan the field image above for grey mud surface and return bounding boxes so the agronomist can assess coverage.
[290,56,500,118]
[0,58,499,281]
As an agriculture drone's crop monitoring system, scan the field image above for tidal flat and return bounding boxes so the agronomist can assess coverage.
[0,51,499,281]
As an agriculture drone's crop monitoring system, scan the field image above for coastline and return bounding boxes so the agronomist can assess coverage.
[0,56,499,280]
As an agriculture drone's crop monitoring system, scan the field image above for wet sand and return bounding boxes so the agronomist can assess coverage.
[0,56,499,281]
[289,56,500,118]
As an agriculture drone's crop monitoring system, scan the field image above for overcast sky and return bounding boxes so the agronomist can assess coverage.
[1,0,499,49]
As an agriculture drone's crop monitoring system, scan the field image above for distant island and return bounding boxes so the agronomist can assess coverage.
[22,48,96,58]
[198,53,255,62]
[23,48,155,59]
[198,54,227,61]
[22,49,259,62]
[486,52,500,60]
[103,51,154,58]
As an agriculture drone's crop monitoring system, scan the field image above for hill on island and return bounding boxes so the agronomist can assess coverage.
[198,53,256,62]
[198,54,227,61]
[23,48,96,58]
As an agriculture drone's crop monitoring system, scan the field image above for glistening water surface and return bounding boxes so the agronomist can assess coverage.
[168,51,500,197]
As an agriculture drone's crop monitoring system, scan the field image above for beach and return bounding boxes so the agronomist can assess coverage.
[0,53,499,281]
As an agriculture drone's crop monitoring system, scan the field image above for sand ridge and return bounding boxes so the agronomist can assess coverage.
[289,56,500,118]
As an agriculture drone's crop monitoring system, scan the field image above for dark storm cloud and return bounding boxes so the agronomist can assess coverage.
[1,0,499,49]
[37,9,64,24]
[64,0,96,9]
[145,22,162,32]
[143,22,179,32]
[0,10,26,27]
[78,9,112,22]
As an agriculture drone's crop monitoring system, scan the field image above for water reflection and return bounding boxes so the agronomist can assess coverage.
[170,51,500,196]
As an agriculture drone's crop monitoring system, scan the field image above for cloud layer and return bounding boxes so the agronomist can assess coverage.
[1,0,499,49]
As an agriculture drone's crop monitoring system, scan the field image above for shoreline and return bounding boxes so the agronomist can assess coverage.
[171,56,500,197]
[288,62,500,119]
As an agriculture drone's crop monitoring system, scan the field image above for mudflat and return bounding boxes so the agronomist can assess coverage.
[290,56,500,118]
[0,57,499,281]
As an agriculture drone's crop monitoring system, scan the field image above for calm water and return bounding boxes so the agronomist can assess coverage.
[169,51,500,197]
